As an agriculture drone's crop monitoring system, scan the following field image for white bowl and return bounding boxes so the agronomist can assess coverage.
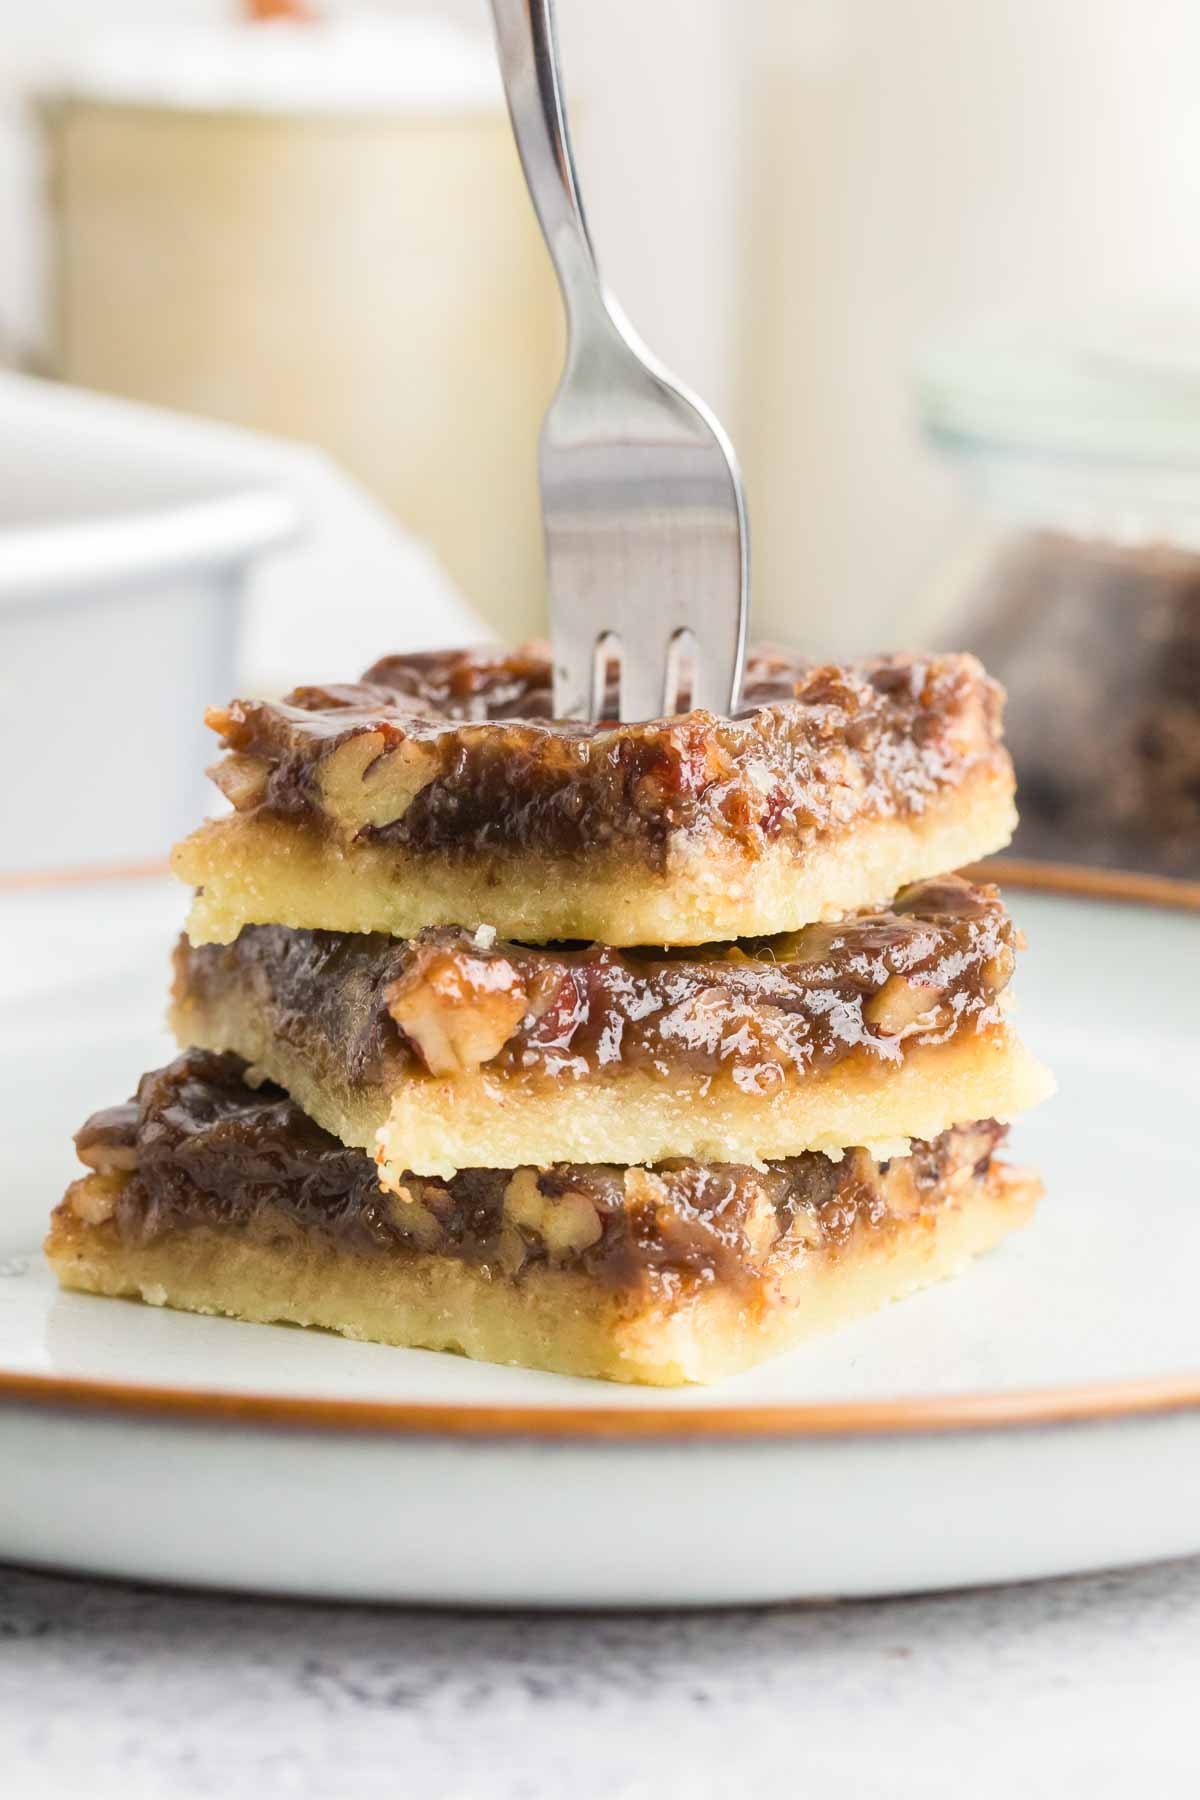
[0,375,300,873]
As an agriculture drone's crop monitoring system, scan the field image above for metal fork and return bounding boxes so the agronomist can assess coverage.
[489,0,749,722]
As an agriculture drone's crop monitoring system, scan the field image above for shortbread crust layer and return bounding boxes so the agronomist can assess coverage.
[46,1050,1039,1385]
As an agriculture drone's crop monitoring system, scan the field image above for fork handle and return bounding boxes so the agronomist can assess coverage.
[489,0,608,330]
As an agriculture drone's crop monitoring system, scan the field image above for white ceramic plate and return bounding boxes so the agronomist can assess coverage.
[1,870,1198,1606]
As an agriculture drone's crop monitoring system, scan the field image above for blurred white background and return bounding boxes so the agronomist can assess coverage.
[4,0,1200,654]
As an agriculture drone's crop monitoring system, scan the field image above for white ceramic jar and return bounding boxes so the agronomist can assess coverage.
[0,373,299,874]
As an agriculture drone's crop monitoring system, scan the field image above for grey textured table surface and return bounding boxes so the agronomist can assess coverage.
[3,1556,1199,1800]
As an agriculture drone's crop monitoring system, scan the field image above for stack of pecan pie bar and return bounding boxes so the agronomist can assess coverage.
[47,645,1052,1384]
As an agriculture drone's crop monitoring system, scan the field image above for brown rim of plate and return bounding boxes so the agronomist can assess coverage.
[3,852,1199,911]
[1,854,1197,1445]
[1,1369,1199,1440]
[966,855,1200,912]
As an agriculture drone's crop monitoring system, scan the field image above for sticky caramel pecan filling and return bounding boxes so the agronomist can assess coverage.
[175,875,1016,1092]
[71,1049,1008,1294]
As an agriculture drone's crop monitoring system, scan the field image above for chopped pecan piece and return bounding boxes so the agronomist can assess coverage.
[75,1103,140,1174]
[503,1167,604,1256]
[208,753,271,812]
[385,946,529,1076]
[65,1173,122,1225]
[863,974,946,1037]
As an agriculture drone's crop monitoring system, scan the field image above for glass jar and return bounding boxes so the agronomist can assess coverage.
[919,319,1200,880]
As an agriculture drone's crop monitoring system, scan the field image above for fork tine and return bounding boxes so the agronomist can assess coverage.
[664,627,693,715]
[552,621,597,721]
[690,603,746,715]
[618,632,674,724]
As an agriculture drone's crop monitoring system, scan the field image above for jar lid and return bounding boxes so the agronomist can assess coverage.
[46,14,503,117]
[918,311,1200,467]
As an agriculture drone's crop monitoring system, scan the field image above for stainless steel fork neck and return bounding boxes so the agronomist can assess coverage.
[489,0,605,333]
[490,5,672,380]
[490,0,750,722]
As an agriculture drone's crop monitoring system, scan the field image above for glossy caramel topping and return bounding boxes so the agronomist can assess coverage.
[74,1050,1008,1292]
[176,875,1016,1090]
[204,644,1009,860]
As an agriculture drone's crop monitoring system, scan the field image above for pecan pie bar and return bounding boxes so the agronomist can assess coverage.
[46,1051,1041,1386]
[173,645,1017,947]
[171,875,1052,1177]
